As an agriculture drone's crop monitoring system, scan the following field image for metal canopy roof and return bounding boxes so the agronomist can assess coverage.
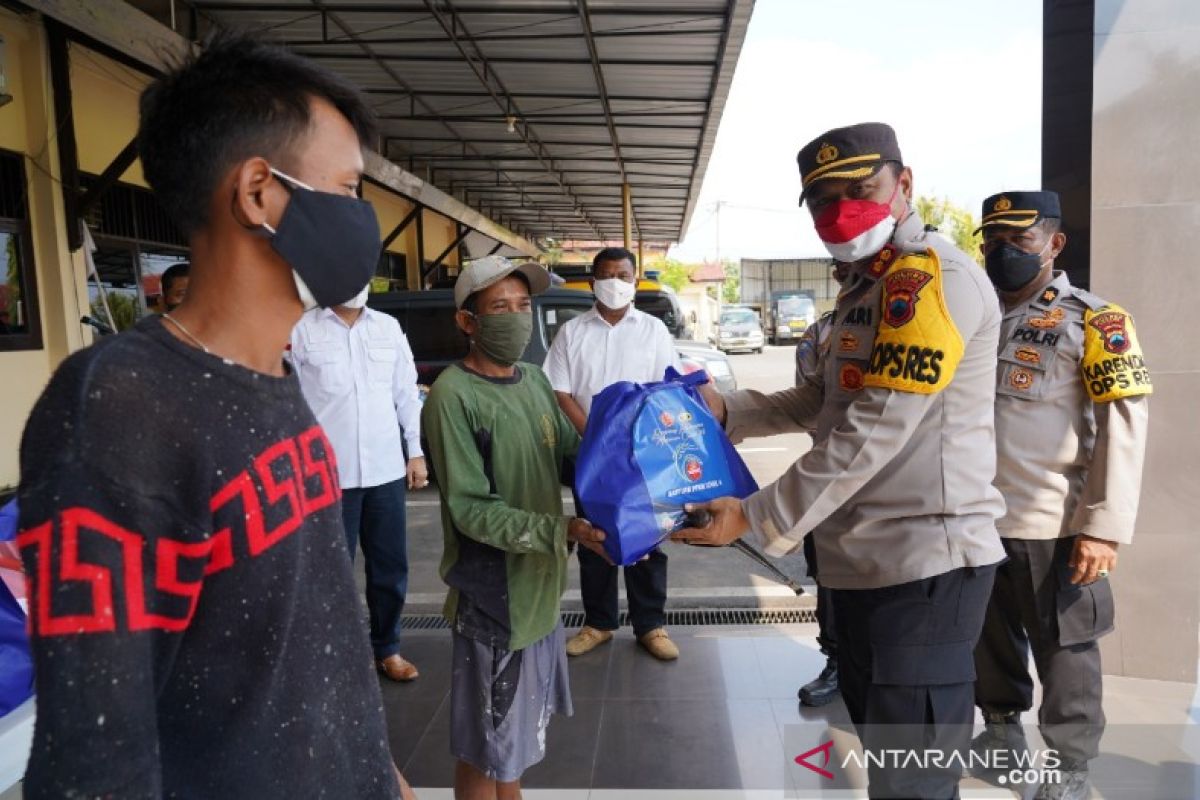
[184,0,754,245]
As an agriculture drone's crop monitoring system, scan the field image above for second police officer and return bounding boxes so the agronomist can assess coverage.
[972,190,1151,800]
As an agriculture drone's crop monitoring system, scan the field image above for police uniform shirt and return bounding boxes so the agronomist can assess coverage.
[795,311,834,390]
[723,212,1007,590]
[995,272,1151,544]
[544,305,680,415]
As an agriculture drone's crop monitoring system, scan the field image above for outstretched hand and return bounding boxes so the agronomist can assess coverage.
[670,497,748,547]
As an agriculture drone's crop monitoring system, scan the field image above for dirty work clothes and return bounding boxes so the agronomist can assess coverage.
[975,537,1111,763]
[834,564,997,799]
[422,362,580,651]
[16,315,398,800]
[342,478,408,660]
[450,624,573,782]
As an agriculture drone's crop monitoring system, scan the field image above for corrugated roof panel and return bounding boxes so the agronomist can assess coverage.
[190,0,753,244]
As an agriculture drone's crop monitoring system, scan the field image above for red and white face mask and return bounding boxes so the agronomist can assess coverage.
[812,181,901,262]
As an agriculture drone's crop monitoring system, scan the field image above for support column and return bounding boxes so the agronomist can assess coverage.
[622,182,632,250]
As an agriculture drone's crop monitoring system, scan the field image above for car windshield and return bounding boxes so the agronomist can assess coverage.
[720,310,757,326]
[777,296,814,317]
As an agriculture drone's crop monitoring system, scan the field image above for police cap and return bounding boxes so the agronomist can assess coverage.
[976,190,1061,233]
[797,122,903,201]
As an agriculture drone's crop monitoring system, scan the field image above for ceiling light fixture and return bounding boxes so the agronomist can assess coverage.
[506,115,517,134]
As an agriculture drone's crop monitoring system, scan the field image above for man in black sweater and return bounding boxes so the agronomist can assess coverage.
[17,35,413,799]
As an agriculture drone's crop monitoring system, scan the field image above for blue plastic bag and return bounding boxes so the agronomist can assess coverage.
[0,498,33,717]
[575,368,759,566]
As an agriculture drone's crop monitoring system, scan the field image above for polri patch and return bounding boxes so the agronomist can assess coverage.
[1088,310,1131,354]
[1009,367,1035,391]
[1028,307,1065,330]
[868,245,897,279]
[839,362,865,392]
[1081,305,1153,402]
[882,268,933,328]
[1014,346,1042,365]
[863,249,964,395]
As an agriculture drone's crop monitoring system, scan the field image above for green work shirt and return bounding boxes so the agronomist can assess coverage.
[422,362,581,651]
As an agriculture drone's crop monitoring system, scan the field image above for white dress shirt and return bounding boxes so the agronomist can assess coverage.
[290,307,423,490]
[545,305,680,415]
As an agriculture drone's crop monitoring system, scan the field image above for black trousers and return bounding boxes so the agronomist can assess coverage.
[974,537,1111,764]
[804,533,837,657]
[578,545,668,638]
[341,479,408,660]
[833,564,998,799]
[816,585,837,657]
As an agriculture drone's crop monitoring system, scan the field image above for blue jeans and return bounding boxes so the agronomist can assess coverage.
[341,478,408,660]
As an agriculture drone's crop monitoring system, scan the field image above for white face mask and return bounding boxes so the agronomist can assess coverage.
[819,215,898,263]
[594,277,636,310]
[293,273,319,312]
[342,284,370,309]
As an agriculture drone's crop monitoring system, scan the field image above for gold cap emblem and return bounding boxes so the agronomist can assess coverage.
[993,196,1013,212]
[816,143,839,165]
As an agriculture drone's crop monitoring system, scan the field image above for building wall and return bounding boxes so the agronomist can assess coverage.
[1050,0,1200,682]
[0,10,473,490]
[71,46,147,186]
[0,9,88,490]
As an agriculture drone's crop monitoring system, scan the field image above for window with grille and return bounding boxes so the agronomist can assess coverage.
[0,149,42,351]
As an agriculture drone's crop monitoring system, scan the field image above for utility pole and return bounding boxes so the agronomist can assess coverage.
[713,199,725,264]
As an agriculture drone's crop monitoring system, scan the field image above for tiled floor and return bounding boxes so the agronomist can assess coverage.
[381,623,1200,799]
[3,623,1197,799]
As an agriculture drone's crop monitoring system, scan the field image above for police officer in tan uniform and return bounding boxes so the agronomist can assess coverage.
[680,123,1006,798]
[973,191,1151,800]
[793,264,848,707]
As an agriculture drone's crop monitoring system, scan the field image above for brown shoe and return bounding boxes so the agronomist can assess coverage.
[376,654,419,682]
[638,628,679,661]
[565,625,614,657]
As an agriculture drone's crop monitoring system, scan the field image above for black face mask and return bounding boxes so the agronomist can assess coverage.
[985,240,1051,293]
[261,168,381,309]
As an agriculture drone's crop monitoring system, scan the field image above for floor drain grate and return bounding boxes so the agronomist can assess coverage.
[403,607,817,631]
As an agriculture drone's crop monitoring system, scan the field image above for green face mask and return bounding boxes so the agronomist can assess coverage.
[472,311,532,367]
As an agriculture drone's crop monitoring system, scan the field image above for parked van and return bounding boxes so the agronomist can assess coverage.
[716,306,766,354]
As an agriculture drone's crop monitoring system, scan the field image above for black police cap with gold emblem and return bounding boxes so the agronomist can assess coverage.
[977,190,1061,232]
[797,122,903,201]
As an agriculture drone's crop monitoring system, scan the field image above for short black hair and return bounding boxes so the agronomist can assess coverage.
[592,247,637,270]
[138,32,378,236]
[160,262,190,296]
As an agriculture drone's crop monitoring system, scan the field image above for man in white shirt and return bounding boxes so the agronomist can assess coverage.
[290,283,428,681]
[545,247,681,661]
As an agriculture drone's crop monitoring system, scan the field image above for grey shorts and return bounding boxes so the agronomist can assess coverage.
[449,623,573,783]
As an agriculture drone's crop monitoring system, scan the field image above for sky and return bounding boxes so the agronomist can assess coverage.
[668,0,1043,262]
